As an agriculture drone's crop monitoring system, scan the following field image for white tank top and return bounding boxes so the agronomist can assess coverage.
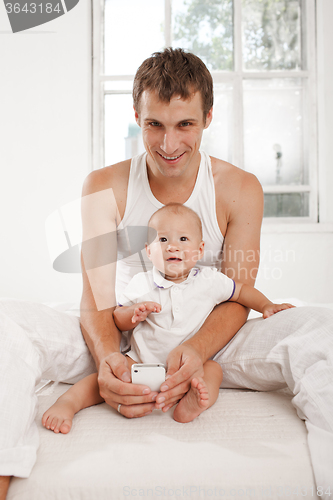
[115,151,224,300]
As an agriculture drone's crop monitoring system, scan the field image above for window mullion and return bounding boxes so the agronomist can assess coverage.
[242,71,309,79]
[233,0,244,170]
[165,0,172,47]
[304,0,318,222]
[233,0,242,73]
[93,0,104,171]
[263,185,311,194]
[101,75,134,81]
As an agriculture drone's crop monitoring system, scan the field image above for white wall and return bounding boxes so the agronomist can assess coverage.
[0,0,91,303]
[256,226,333,303]
[0,0,332,305]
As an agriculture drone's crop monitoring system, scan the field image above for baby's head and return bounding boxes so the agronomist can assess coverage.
[146,203,204,282]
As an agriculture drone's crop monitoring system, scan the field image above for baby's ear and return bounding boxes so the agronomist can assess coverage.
[199,240,205,258]
[145,243,152,260]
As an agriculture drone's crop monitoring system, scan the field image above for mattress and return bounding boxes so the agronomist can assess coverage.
[8,383,317,500]
[8,298,332,500]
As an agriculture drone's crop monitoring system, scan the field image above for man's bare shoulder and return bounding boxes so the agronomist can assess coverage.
[210,156,263,231]
[210,156,262,194]
[82,159,131,196]
[82,160,131,220]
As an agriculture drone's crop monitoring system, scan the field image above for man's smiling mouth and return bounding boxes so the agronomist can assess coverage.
[158,152,185,161]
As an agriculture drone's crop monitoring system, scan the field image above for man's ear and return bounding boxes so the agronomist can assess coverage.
[204,108,213,129]
[134,106,141,126]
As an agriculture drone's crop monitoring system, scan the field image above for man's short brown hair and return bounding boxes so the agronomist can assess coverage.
[133,47,213,122]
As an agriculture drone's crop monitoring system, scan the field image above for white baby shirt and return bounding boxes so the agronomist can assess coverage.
[118,266,235,365]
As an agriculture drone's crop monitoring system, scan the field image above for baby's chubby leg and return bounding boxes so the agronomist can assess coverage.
[173,360,223,423]
[42,373,104,434]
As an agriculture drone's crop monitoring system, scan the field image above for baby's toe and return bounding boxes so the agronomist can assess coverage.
[44,416,53,430]
[42,411,51,427]
[59,419,72,434]
[49,417,59,432]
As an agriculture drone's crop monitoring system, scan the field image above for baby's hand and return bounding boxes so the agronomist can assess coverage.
[132,302,161,323]
[262,302,295,319]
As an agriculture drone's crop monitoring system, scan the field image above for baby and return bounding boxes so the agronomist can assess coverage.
[42,203,294,432]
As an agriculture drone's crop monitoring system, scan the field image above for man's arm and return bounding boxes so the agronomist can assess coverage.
[79,167,158,418]
[155,167,264,411]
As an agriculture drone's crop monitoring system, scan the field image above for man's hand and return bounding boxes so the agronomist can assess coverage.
[132,301,161,324]
[155,344,204,411]
[97,352,158,418]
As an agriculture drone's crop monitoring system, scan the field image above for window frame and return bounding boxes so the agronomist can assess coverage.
[92,0,318,223]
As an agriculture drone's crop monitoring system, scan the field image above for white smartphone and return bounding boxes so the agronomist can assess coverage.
[131,363,166,392]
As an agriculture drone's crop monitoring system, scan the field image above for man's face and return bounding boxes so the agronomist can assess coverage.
[135,90,212,179]
[146,210,204,283]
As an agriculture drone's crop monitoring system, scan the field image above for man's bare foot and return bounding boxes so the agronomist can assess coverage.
[42,398,75,434]
[173,377,210,423]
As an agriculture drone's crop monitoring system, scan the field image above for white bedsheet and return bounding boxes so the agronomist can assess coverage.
[8,383,317,500]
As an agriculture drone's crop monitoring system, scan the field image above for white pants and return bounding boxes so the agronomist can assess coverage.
[0,299,96,478]
[1,300,332,492]
[214,306,333,494]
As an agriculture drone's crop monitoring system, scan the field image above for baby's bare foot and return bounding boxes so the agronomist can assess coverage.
[173,377,210,423]
[42,398,75,434]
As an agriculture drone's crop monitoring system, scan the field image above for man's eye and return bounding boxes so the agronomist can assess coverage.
[159,237,167,242]
[150,122,161,127]
[180,122,191,127]
[180,236,188,241]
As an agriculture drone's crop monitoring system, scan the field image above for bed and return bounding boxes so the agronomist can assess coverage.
[6,300,333,500]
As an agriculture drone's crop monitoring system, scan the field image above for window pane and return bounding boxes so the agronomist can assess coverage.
[242,0,302,71]
[104,0,164,76]
[201,83,233,163]
[264,193,309,217]
[172,0,233,71]
[243,78,307,186]
[105,94,144,166]
[104,81,133,92]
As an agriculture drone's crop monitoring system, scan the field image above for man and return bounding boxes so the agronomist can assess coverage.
[1,48,332,499]
[80,47,264,418]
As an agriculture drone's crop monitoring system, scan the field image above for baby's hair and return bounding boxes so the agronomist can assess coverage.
[147,203,203,244]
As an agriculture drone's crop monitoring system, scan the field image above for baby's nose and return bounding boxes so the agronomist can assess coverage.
[167,243,178,251]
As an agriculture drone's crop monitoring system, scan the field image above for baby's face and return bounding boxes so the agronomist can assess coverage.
[146,210,204,282]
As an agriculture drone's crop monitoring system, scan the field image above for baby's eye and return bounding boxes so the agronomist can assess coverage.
[159,237,167,242]
[180,236,188,241]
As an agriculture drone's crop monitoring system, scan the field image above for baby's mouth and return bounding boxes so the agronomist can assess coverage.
[167,257,182,262]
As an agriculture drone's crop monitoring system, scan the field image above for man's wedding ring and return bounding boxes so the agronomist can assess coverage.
[117,403,122,414]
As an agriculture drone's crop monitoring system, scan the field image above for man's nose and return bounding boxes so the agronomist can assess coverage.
[161,129,180,155]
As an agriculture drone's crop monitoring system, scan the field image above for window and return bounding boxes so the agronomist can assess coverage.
[93,0,317,220]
